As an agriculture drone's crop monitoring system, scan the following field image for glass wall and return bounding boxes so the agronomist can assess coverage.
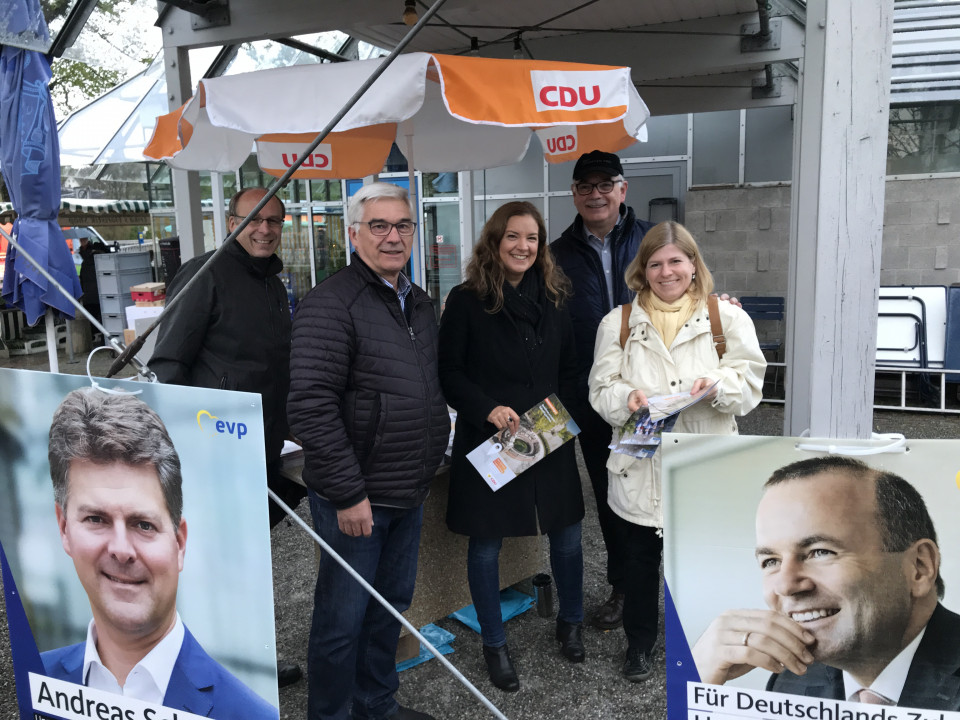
[744,106,793,183]
[887,102,960,175]
[692,110,740,185]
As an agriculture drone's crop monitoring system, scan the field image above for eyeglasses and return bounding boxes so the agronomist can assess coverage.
[573,180,622,196]
[231,214,284,230]
[357,220,417,237]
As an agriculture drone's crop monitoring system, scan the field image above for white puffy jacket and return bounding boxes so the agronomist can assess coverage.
[588,297,766,528]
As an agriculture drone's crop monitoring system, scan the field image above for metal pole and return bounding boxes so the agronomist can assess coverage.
[266,489,510,720]
[107,0,451,379]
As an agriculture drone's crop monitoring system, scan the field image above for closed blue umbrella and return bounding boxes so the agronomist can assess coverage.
[1,43,81,327]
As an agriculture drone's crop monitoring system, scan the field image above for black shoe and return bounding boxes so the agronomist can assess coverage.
[482,644,520,692]
[277,660,302,688]
[389,707,437,720]
[555,619,585,663]
[589,590,625,630]
[623,647,653,682]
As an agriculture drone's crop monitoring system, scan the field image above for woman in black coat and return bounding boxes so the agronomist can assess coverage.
[439,201,585,693]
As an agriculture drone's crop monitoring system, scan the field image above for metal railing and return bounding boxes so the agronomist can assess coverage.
[759,362,960,414]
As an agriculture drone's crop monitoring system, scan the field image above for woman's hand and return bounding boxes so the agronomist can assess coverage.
[690,377,718,400]
[627,389,649,413]
[487,405,520,431]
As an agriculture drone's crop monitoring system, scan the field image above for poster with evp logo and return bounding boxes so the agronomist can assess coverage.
[0,368,279,720]
[661,434,960,720]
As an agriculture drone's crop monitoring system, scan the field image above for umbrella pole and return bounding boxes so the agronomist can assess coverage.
[45,309,59,373]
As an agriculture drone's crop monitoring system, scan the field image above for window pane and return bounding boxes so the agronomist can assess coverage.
[887,103,960,174]
[620,114,689,159]
[692,111,740,185]
[423,203,462,320]
[473,142,544,195]
[745,106,793,183]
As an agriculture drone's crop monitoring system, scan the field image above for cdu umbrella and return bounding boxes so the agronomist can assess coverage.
[143,52,650,178]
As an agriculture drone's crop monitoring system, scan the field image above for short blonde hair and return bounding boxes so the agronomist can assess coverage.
[624,221,714,302]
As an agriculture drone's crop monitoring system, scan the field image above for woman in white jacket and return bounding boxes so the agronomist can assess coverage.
[588,221,766,683]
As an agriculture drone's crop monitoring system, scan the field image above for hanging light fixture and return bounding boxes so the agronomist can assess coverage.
[470,37,480,56]
[513,34,523,59]
[402,0,418,26]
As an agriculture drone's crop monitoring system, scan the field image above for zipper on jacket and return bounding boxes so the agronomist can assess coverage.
[405,296,433,481]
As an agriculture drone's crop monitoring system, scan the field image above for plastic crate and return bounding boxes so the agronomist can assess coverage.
[94,251,152,274]
[102,313,125,336]
[98,269,153,296]
[99,294,127,315]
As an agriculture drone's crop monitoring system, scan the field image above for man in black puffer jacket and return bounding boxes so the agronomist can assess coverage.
[551,151,655,635]
[151,188,306,529]
[288,182,447,720]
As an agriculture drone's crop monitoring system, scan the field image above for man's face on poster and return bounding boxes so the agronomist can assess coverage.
[56,460,187,642]
[754,472,914,669]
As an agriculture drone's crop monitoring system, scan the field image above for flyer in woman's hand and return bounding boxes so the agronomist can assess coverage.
[610,380,719,458]
[467,394,581,492]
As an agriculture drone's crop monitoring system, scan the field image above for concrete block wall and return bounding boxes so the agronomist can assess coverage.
[883,177,960,287]
[684,184,793,300]
[684,177,960,300]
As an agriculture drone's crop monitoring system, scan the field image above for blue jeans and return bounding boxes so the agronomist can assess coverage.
[467,522,584,647]
[307,492,423,720]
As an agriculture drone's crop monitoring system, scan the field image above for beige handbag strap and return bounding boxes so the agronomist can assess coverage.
[619,303,631,349]
[708,294,726,360]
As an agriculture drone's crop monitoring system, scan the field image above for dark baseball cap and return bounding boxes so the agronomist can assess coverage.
[572,150,623,180]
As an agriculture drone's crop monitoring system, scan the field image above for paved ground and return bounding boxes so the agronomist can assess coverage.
[1,347,957,719]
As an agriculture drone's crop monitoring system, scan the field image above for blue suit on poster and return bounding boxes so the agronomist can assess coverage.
[40,627,278,720]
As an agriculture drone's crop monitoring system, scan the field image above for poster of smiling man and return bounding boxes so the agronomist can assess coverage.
[662,433,960,720]
[0,368,279,720]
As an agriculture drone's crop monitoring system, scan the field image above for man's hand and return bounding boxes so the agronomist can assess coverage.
[691,609,815,685]
[718,293,742,309]
[628,389,649,413]
[337,498,373,537]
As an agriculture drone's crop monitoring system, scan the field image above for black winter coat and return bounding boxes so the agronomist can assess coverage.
[287,253,448,510]
[550,205,654,399]
[151,240,291,462]
[438,282,584,538]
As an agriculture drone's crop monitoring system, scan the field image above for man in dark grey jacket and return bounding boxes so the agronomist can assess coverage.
[151,187,305,529]
[288,182,448,720]
[551,151,654,637]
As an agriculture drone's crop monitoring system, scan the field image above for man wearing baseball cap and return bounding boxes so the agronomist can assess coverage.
[550,151,655,643]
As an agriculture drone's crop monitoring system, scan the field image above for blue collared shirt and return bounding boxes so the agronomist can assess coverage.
[582,206,627,309]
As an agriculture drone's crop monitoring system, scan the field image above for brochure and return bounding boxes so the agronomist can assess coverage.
[609,381,719,459]
[467,394,580,492]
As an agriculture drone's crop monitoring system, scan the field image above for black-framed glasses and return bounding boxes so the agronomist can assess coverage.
[573,180,622,196]
[357,220,417,237]
[231,214,283,230]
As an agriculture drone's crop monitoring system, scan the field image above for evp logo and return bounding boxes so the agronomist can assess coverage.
[530,69,626,113]
[197,410,248,440]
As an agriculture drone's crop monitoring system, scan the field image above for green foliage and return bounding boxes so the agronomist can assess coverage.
[49,58,123,117]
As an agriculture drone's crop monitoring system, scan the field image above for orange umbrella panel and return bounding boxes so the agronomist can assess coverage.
[256,126,397,179]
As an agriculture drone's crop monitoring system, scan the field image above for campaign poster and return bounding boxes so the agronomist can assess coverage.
[0,368,279,720]
[662,434,960,720]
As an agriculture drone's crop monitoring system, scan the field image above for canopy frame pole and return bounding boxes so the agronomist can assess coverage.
[106,0,452,378]
[267,488,510,720]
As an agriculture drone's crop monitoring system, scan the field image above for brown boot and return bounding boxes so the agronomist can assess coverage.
[589,589,625,630]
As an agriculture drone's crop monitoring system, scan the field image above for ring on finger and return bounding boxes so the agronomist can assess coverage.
[742,631,751,647]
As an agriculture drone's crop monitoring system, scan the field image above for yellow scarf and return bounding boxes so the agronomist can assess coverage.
[643,292,697,349]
